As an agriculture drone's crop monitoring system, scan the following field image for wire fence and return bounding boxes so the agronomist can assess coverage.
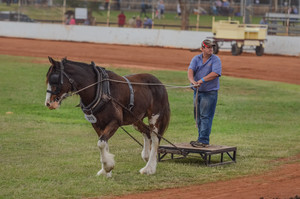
[0,0,299,34]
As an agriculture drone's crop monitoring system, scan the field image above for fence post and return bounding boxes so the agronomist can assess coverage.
[107,0,111,26]
[62,0,66,24]
[196,0,200,31]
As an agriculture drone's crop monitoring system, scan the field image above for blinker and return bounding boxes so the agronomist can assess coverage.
[49,73,60,85]
[47,72,62,95]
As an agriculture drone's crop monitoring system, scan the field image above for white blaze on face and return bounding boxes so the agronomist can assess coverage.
[45,83,51,106]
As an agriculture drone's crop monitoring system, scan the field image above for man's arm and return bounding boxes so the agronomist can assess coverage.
[199,72,219,83]
[188,69,219,86]
[188,69,198,86]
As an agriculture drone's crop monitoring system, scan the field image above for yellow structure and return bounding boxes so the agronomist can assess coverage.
[211,17,268,56]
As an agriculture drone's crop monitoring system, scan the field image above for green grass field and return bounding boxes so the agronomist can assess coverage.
[0,54,299,198]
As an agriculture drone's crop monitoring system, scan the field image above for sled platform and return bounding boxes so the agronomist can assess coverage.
[158,143,237,167]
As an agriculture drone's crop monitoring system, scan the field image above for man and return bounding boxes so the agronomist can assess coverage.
[259,17,268,25]
[188,39,222,147]
[143,17,152,29]
[128,16,136,28]
[140,1,147,17]
[118,11,126,27]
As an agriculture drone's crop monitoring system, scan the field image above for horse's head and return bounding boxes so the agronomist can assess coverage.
[45,57,73,110]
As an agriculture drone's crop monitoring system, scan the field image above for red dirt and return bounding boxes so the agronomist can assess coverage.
[0,37,299,85]
[1,37,299,198]
[111,162,300,199]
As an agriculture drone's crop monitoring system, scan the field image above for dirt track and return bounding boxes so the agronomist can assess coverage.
[110,160,300,199]
[0,37,299,85]
[1,37,299,198]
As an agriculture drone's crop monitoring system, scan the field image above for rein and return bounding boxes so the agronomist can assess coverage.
[67,78,193,98]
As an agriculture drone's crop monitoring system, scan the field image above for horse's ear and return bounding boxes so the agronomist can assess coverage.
[48,56,56,66]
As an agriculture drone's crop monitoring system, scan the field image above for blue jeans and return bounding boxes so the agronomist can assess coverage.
[194,90,218,144]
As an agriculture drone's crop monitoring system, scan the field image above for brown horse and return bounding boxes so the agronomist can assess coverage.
[45,57,170,177]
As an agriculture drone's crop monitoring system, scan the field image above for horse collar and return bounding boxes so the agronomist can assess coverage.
[80,65,111,116]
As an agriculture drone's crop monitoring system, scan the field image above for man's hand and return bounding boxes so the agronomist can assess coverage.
[188,69,202,88]
[192,80,201,88]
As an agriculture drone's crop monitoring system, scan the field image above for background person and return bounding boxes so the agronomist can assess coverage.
[188,39,222,147]
[259,17,268,24]
[118,11,126,27]
[136,16,142,28]
[176,2,181,19]
[128,16,136,28]
[69,15,76,25]
[221,0,230,16]
[211,1,218,15]
[140,0,147,17]
[291,5,298,14]
[105,0,109,10]
[157,0,165,19]
[215,0,222,14]
[143,17,152,29]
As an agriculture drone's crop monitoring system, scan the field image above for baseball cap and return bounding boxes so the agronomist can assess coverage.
[201,39,215,48]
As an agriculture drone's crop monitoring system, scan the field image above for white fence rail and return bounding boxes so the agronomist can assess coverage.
[0,21,299,56]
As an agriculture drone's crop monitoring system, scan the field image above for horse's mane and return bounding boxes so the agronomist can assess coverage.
[64,59,94,71]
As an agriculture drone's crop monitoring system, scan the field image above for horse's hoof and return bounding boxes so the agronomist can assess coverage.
[96,170,104,176]
[106,171,112,178]
[96,169,113,178]
[96,169,106,176]
[139,167,156,175]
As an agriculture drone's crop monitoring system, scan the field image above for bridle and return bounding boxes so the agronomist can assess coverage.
[47,59,76,102]
[46,59,111,115]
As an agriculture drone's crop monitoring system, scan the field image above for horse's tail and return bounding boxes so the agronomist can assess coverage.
[157,86,171,140]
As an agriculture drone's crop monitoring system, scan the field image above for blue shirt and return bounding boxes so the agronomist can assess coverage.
[188,54,222,92]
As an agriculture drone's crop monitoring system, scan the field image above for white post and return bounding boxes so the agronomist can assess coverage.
[152,0,155,19]
[240,0,245,23]
[274,0,278,12]
[107,0,111,26]
[152,0,155,28]
[196,0,200,31]
[48,0,53,7]
[17,0,21,22]
[286,0,291,35]
[62,0,66,24]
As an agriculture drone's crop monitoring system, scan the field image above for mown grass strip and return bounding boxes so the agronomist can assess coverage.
[0,55,299,198]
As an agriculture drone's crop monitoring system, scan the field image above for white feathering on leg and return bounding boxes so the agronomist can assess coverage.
[97,140,115,178]
[140,114,160,175]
